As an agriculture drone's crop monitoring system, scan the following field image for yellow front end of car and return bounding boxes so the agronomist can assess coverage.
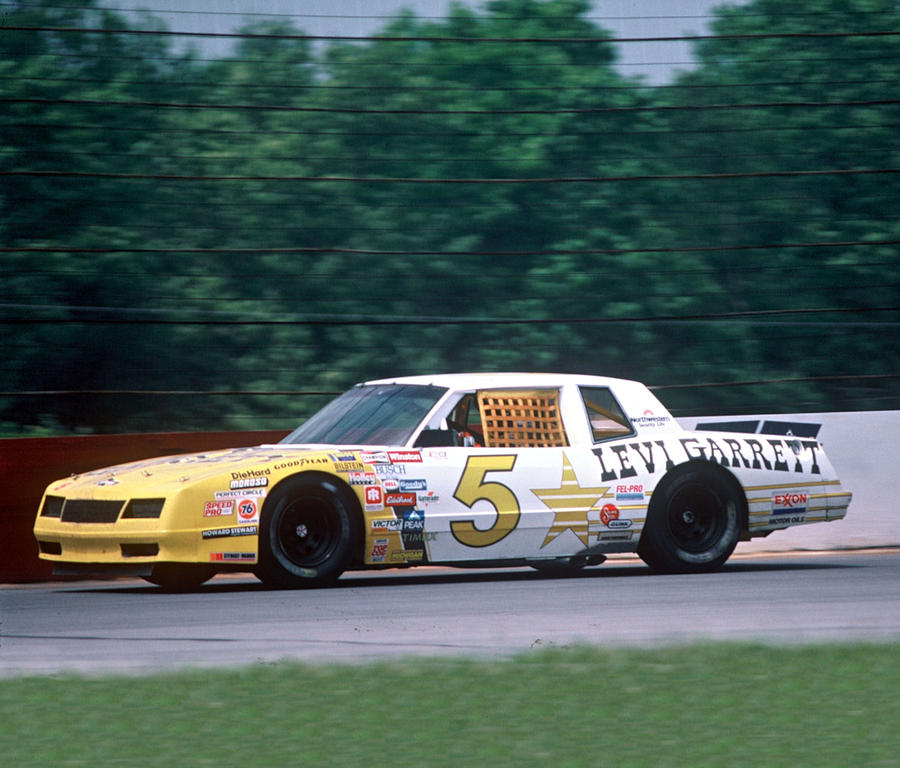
[33,471,259,570]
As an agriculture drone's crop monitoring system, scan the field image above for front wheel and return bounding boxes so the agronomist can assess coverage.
[255,475,359,588]
[638,468,742,573]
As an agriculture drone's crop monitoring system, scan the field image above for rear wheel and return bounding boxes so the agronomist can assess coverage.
[255,475,359,588]
[638,468,741,573]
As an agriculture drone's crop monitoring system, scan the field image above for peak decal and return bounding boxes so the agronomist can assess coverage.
[533,454,611,548]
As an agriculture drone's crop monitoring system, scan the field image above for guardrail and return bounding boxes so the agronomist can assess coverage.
[0,430,287,582]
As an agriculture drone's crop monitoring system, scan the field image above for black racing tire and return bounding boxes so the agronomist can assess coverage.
[144,563,217,590]
[638,466,742,573]
[255,474,360,588]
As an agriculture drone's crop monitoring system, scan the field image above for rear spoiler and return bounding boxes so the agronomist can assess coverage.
[694,419,821,439]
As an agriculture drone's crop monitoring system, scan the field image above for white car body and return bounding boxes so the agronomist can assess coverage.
[360,373,849,567]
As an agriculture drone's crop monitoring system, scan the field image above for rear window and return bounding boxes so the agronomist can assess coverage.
[579,387,633,442]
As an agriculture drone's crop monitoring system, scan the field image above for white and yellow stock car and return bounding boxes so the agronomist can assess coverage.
[34,373,851,588]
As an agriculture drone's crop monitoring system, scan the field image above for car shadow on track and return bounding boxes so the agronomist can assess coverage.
[63,556,862,594]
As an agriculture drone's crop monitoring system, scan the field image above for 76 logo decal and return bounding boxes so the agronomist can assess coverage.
[236,498,260,524]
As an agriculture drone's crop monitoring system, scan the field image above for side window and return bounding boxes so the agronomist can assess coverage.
[450,393,485,446]
[476,389,569,448]
[580,387,633,442]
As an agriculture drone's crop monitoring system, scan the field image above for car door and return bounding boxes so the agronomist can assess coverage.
[415,387,615,563]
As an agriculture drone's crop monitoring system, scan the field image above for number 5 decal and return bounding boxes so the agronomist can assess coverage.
[451,455,519,547]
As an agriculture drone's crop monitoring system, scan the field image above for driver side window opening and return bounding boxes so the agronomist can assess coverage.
[476,389,569,448]
[415,388,571,448]
[450,393,484,446]
[580,386,633,442]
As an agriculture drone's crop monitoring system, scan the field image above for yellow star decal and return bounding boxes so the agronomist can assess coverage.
[532,453,610,548]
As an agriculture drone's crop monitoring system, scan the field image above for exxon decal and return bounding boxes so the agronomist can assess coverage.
[773,492,808,514]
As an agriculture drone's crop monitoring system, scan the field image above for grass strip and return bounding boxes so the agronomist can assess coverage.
[1,642,897,767]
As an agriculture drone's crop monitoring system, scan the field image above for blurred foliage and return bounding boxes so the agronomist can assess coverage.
[1,0,898,433]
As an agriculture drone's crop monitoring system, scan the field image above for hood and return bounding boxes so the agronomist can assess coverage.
[44,444,353,497]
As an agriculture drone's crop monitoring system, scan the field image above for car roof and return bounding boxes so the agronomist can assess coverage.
[364,372,642,391]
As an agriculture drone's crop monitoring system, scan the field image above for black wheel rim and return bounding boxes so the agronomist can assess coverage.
[666,482,726,554]
[275,495,339,568]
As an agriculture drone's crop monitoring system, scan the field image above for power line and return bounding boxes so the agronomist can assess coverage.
[4,73,898,94]
[7,118,897,139]
[1,306,896,327]
[26,48,900,71]
[3,2,894,24]
[4,239,900,258]
[7,262,897,282]
[4,167,899,184]
[4,374,898,399]
[4,2,892,23]
[5,95,899,115]
[2,145,893,168]
[7,24,900,45]
[652,374,900,390]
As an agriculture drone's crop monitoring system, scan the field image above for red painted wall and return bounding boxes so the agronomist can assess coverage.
[0,430,288,583]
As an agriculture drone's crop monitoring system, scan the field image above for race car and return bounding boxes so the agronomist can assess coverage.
[34,373,852,588]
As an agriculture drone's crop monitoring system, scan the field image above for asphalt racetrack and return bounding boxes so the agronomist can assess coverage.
[2,551,898,677]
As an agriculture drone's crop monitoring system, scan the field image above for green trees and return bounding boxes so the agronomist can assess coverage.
[1,0,897,433]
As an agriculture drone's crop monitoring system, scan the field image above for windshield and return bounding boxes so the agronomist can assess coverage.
[280,383,448,446]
